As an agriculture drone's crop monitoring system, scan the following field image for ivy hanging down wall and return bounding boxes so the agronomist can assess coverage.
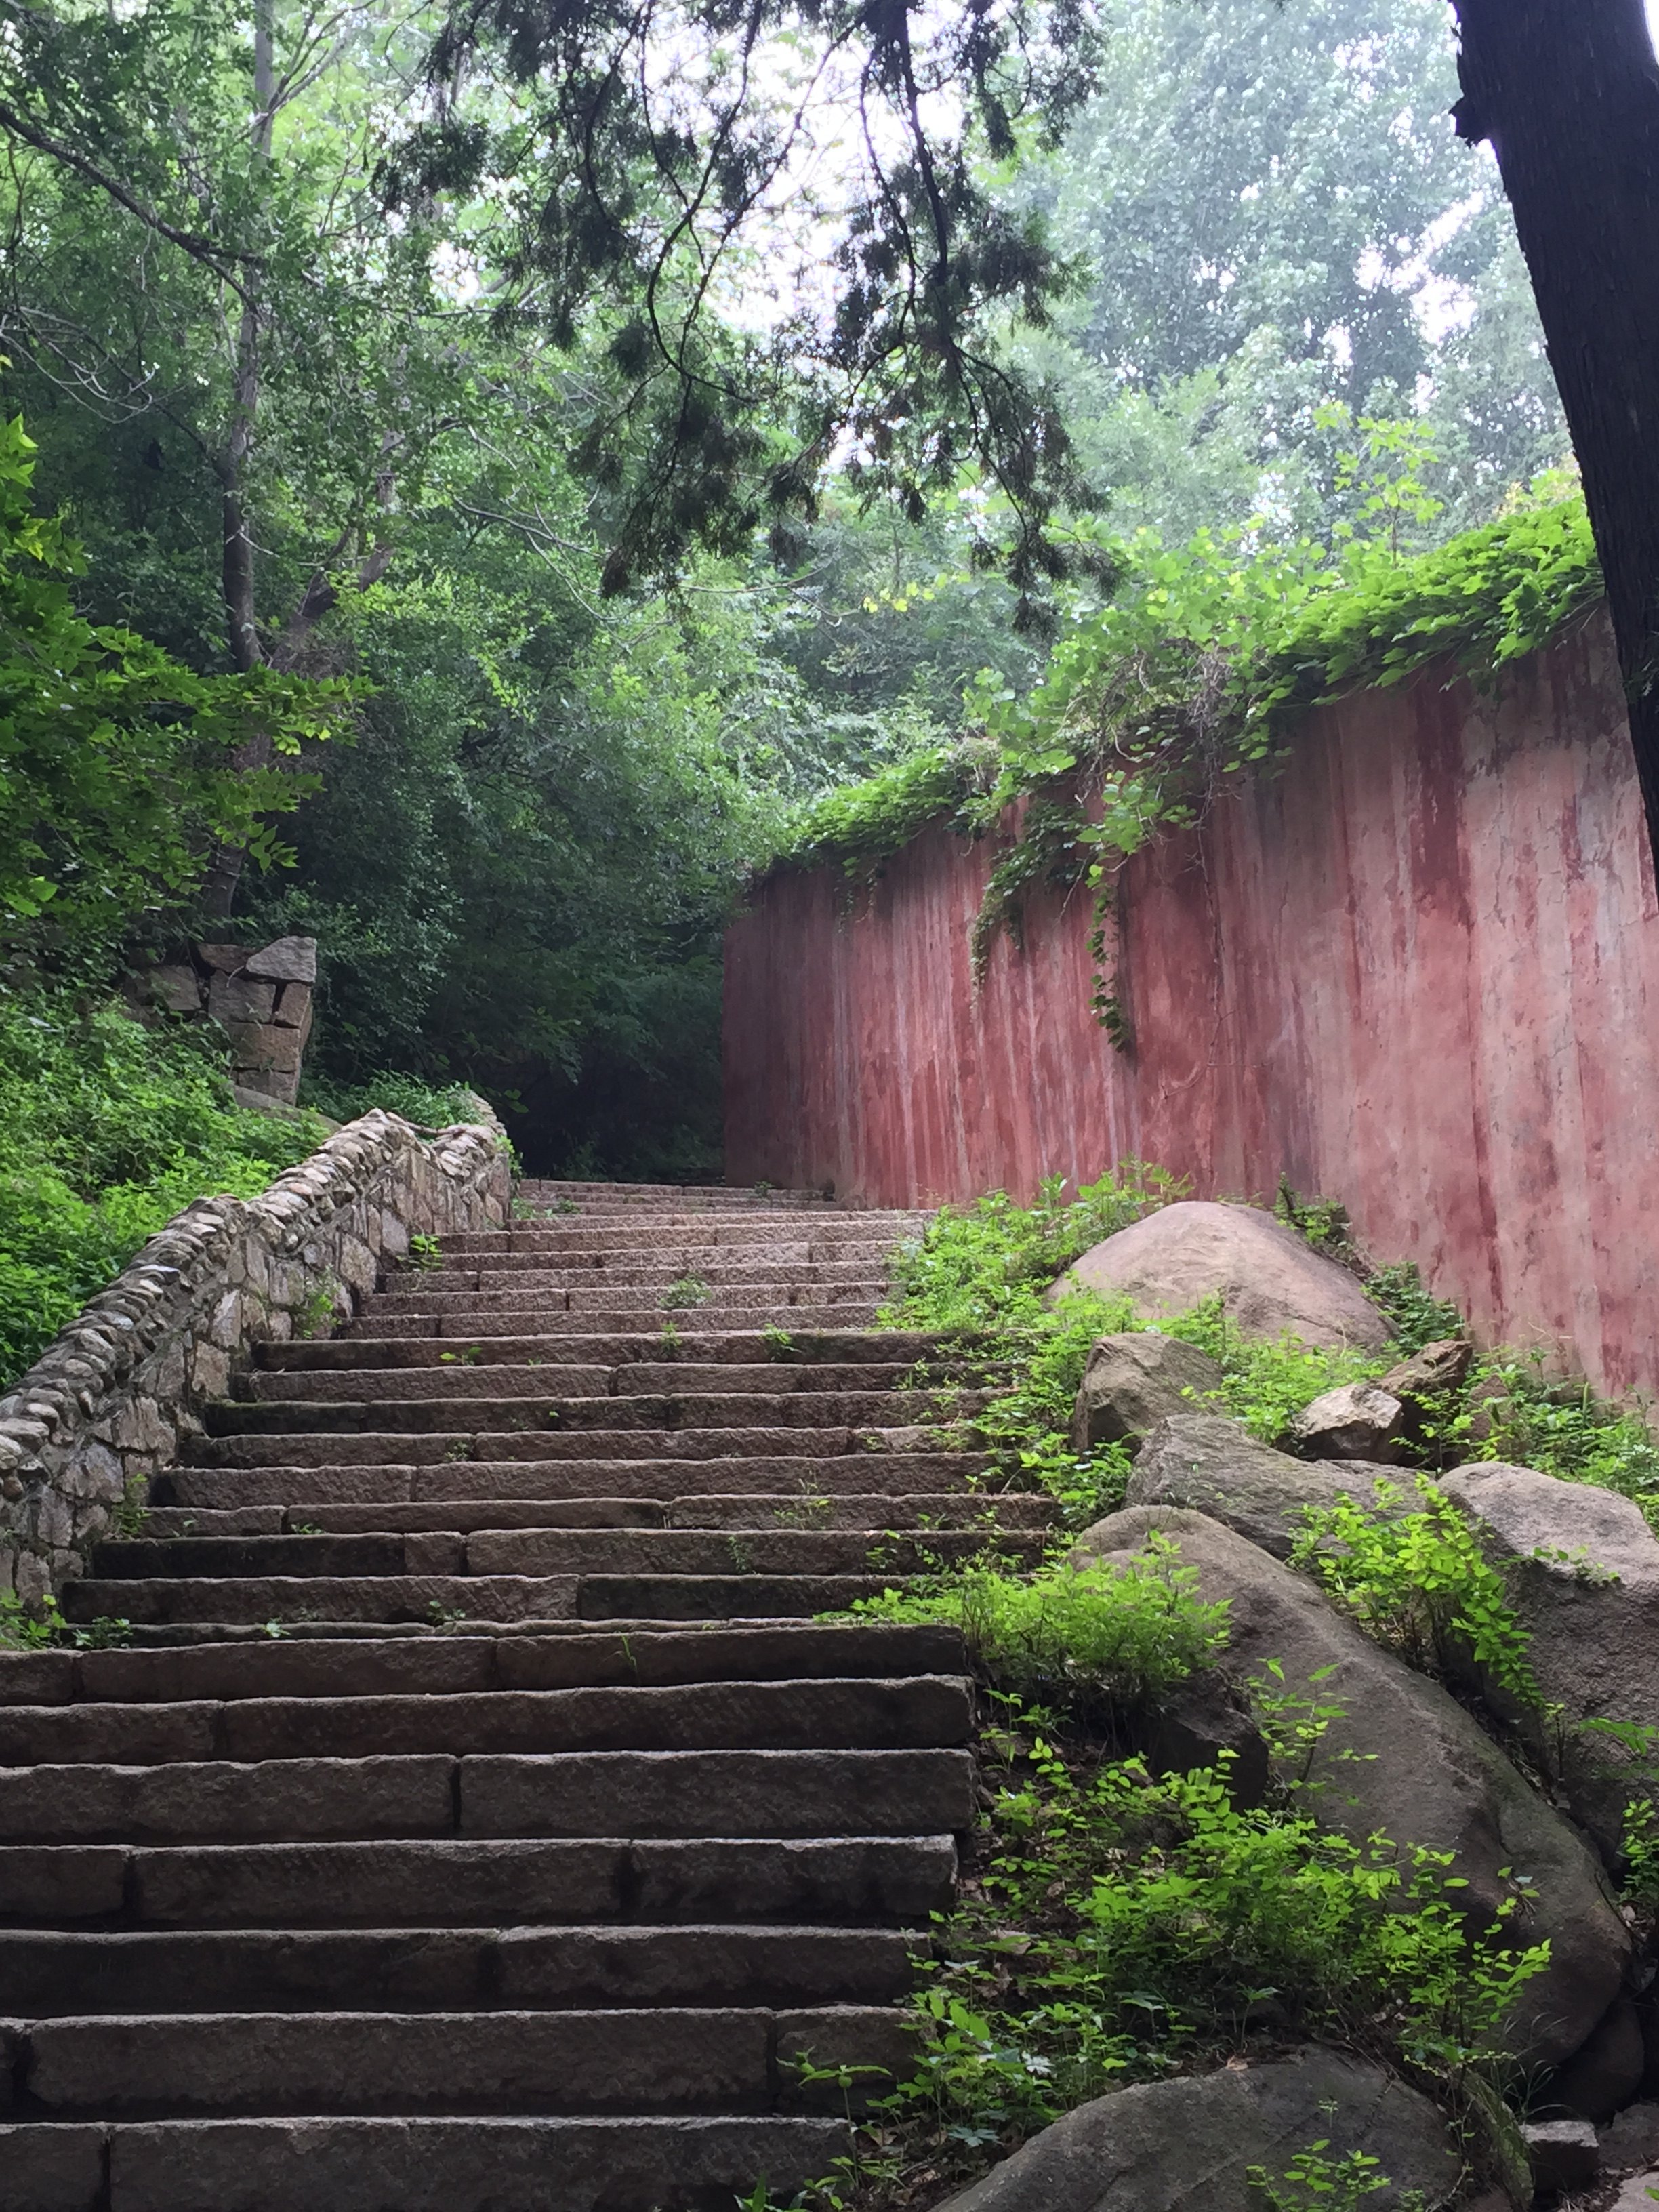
[724,591,1659,1405]
[0,1107,511,1605]
[765,482,1603,1009]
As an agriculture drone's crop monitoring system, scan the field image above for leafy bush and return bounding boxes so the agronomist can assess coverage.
[299,1068,483,1129]
[853,1535,1231,1713]
[0,995,325,1387]
[848,1710,1545,2203]
[0,410,355,960]
[1289,1477,1540,1708]
[1159,1294,1389,1443]
[1446,1352,1659,1525]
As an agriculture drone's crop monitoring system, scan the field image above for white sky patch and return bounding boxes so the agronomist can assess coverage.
[1650,0,1659,55]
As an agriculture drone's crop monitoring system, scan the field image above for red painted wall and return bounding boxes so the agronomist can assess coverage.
[724,615,1659,1398]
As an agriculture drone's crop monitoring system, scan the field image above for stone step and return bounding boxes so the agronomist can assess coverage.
[243,1360,949,1403]
[466,1269,891,1297]
[184,1425,969,1469]
[203,1390,975,1437]
[0,1748,977,1843]
[134,1491,1044,1540]
[0,1677,973,1765]
[0,1926,918,2011]
[0,1835,955,1929]
[87,1527,1015,1584]
[59,1572,907,1626]
[0,1625,965,1706]
[433,1244,901,1274]
[14,2003,912,2116]
[163,1452,995,1504]
[440,1225,916,1254]
[0,2114,855,2212]
[356,1298,886,1330]
[284,1328,966,1366]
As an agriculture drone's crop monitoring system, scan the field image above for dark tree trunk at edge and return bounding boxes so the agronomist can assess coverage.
[1453,0,1659,866]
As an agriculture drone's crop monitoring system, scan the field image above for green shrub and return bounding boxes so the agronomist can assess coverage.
[299,1068,483,1128]
[877,1710,1545,2180]
[0,994,325,1387]
[1289,1476,1539,1707]
[852,1534,1231,1711]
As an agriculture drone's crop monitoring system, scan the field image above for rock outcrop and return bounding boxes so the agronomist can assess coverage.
[1124,1413,1405,1559]
[1071,1505,1631,2073]
[1069,1333,1225,1454]
[930,2046,1462,2211]
[1441,1460,1659,1854]
[1049,1202,1390,1352]
[1289,1380,1410,1462]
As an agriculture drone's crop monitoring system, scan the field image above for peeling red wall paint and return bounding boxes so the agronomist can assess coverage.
[724,615,1659,1398]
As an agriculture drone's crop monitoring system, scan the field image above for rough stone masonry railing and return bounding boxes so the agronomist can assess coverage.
[0,1105,512,1604]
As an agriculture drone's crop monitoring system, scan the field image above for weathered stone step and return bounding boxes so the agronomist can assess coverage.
[441,1215,914,1243]
[0,1835,955,1930]
[164,1450,995,1502]
[15,2002,911,2118]
[435,1244,901,1275]
[203,1389,975,1437]
[0,1677,973,1765]
[0,1748,977,1843]
[0,2113,852,2212]
[424,1258,889,1289]
[0,1625,965,1706]
[60,1572,900,1626]
[358,1298,886,1331]
[88,1526,1014,1584]
[244,1360,952,1404]
[133,1490,1044,1540]
[302,1327,968,1366]
[185,1423,968,1469]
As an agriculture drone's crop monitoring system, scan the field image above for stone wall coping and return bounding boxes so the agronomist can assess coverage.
[0,1097,511,1601]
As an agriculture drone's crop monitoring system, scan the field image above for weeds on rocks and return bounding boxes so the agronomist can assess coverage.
[751,1692,1545,2212]
[851,1534,1230,1721]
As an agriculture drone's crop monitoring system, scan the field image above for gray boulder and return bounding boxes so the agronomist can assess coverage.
[1071,1506,1630,2071]
[1611,2175,1659,2212]
[1050,1201,1389,1352]
[1290,1381,1410,1463]
[1125,1413,1406,1559]
[1440,1460,1659,1854]
[244,934,319,984]
[930,2046,1460,2212]
[1069,1334,1225,1455]
[1378,1338,1473,1400]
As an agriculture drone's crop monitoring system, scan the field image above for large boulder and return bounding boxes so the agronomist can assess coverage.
[1069,1334,1225,1454]
[1071,1506,1631,2072]
[1050,1201,1390,1352]
[930,2046,1461,2212]
[1440,1460,1659,1855]
[1126,1413,1406,1559]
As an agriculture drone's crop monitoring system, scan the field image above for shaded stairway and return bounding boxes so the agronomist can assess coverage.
[1,1181,1048,2211]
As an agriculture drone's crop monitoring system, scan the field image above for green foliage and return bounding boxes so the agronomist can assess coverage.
[771,481,1599,893]
[0,994,325,1387]
[0,1590,131,1651]
[1160,1295,1389,1444]
[874,1710,1543,2177]
[1364,1264,1465,1355]
[852,1536,1231,1713]
[0,411,354,956]
[1290,1478,1540,1707]
[1246,2145,1424,2212]
[1446,1353,1659,1527]
[661,1273,712,1311]
[299,1070,481,1130]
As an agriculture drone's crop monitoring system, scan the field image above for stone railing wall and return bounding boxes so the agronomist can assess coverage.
[0,1105,512,1603]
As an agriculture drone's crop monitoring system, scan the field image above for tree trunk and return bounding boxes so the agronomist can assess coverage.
[201,0,276,924]
[1452,0,1659,865]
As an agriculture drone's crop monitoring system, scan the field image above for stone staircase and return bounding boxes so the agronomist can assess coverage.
[1,1181,1046,2211]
